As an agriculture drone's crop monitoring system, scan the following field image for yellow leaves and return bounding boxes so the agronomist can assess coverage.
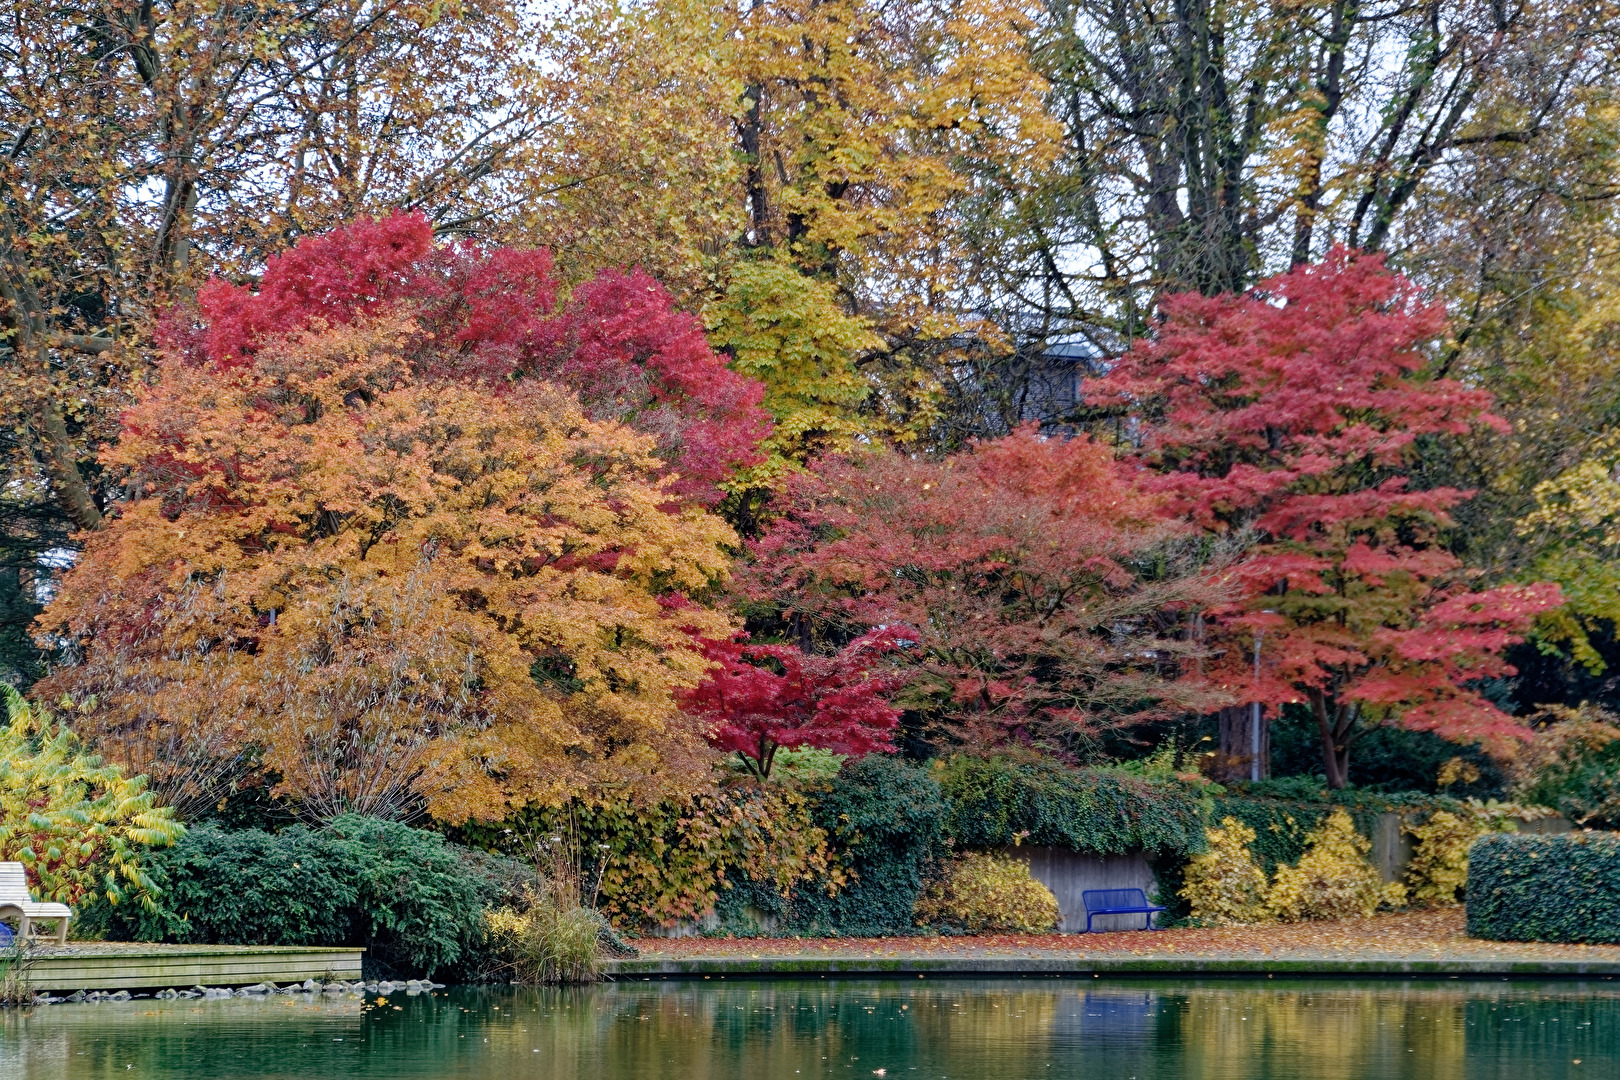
[1181,817,1271,925]
[1403,810,1487,907]
[1266,810,1406,921]
[914,851,1061,933]
[0,687,184,909]
[1184,811,1404,927]
[706,256,885,469]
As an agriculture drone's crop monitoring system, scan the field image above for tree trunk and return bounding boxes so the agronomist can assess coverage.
[1213,704,1269,783]
[1310,689,1352,788]
[39,398,103,531]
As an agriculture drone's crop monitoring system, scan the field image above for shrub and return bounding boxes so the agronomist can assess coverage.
[1511,705,1620,826]
[458,781,832,931]
[784,755,945,935]
[1403,810,1492,906]
[1467,832,1620,944]
[914,852,1060,933]
[936,755,1207,858]
[1265,809,1405,921]
[0,688,183,911]
[90,815,520,977]
[1179,817,1271,925]
[486,883,605,984]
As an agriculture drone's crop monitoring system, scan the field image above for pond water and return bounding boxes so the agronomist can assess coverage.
[3,978,1616,1080]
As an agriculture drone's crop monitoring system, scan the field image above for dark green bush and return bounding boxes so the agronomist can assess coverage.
[936,755,1207,858]
[719,755,944,936]
[86,814,531,977]
[1467,832,1620,944]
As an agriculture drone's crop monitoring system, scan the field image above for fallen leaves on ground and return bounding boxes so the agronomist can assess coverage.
[628,908,1620,961]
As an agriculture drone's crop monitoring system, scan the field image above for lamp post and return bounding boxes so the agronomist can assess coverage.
[1250,630,1263,783]
[1250,611,1276,783]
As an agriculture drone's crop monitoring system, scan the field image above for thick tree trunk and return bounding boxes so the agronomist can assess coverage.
[1215,704,1270,783]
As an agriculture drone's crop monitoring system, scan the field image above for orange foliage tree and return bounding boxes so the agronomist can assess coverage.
[37,227,756,824]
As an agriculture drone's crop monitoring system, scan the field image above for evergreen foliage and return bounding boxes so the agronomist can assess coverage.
[1468,832,1620,944]
[88,815,528,977]
[936,756,1207,858]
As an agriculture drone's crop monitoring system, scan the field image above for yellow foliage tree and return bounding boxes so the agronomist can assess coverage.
[523,0,1057,451]
[705,258,885,472]
[0,687,183,909]
[1179,817,1271,925]
[38,314,738,825]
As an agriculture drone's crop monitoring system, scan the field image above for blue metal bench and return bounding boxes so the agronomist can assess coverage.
[1081,888,1166,933]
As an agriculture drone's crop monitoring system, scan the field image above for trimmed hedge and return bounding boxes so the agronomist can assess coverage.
[84,815,532,977]
[935,756,1207,858]
[1467,832,1620,944]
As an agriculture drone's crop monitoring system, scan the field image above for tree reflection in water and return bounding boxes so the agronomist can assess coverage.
[3,978,1616,1079]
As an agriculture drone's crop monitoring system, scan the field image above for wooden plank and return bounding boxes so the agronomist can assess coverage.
[19,946,365,992]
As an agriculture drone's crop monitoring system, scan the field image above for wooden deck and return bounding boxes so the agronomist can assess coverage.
[12,943,364,993]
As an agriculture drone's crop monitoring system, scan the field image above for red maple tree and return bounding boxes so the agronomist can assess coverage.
[737,426,1224,754]
[1087,247,1563,787]
[169,212,770,504]
[679,629,905,779]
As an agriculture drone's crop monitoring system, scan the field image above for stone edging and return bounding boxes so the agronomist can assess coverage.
[605,955,1620,979]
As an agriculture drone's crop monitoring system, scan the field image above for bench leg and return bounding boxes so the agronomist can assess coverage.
[55,916,68,945]
[1086,913,1095,934]
[17,915,29,942]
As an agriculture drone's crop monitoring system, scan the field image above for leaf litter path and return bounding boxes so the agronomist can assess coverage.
[628,908,1620,964]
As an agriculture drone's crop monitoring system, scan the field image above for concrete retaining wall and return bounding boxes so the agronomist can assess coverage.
[1004,846,1160,932]
[1368,812,1571,883]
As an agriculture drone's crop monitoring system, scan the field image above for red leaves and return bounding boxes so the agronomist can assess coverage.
[680,628,906,777]
[1090,249,1562,780]
[740,426,1223,750]
[171,212,769,505]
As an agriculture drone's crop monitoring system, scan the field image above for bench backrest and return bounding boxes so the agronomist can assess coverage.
[1082,888,1150,911]
[0,861,36,904]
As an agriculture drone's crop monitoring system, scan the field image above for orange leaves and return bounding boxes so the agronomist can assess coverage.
[40,310,741,824]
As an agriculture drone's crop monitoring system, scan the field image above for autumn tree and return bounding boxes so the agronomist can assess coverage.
[1087,250,1563,787]
[942,0,1620,441]
[679,628,904,779]
[175,212,770,506]
[529,0,1059,465]
[738,427,1224,756]
[1,0,561,526]
[37,219,767,824]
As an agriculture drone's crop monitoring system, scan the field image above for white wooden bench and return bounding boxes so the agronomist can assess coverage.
[0,861,72,944]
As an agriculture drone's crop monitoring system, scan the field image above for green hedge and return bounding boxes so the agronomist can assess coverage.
[84,815,531,977]
[1467,832,1620,944]
[936,756,1207,859]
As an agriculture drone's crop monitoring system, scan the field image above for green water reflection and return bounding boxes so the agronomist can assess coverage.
[3,978,1616,1079]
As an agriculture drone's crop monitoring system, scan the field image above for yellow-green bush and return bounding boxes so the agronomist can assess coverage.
[1265,809,1405,921]
[462,781,833,931]
[1179,817,1271,925]
[914,852,1060,933]
[1403,810,1486,906]
[486,882,604,984]
[0,688,183,910]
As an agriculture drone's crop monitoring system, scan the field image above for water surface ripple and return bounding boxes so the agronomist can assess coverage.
[3,977,1615,1079]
